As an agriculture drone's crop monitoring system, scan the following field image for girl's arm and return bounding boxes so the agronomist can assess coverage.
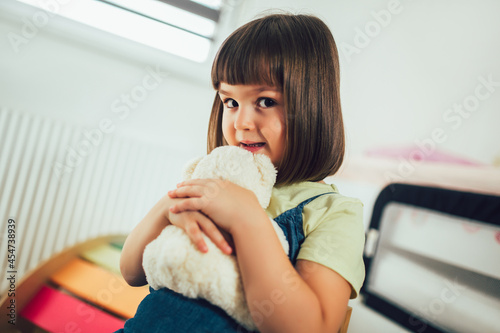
[169,180,351,333]
[120,195,169,286]
[120,194,232,286]
[232,211,351,333]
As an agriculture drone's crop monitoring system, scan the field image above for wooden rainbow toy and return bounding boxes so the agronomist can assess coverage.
[0,235,148,333]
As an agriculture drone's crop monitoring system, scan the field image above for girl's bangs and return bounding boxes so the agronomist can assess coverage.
[211,25,284,90]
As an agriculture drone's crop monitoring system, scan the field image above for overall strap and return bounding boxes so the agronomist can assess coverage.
[273,192,335,264]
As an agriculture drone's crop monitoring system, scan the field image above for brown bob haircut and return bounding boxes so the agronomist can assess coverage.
[208,13,345,186]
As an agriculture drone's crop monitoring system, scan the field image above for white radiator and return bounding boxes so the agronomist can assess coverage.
[0,108,188,294]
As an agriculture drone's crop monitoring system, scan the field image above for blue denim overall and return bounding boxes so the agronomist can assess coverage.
[116,193,332,333]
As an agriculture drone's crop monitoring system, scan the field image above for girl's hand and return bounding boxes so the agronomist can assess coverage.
[167,179,262,235]
[168,209,233,255]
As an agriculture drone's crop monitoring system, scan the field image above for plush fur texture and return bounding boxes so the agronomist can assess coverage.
[142,146,289,330]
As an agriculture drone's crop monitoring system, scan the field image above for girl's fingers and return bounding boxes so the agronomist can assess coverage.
[169,182,224,200]
[169,198,207,214]
[183,219,208,253]
[176,179,213,187]
[197,215,232,255]
[170,179,226,197]
[174,212,231,254]
[168,185,203,198]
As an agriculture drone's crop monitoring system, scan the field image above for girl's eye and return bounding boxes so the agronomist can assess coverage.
[225,99,238,108]
[257,98,276,108]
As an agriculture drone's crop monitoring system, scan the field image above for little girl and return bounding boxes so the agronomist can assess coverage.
[118,13,365,333]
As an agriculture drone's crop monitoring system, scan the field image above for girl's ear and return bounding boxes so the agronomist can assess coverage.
[182,156,203,180]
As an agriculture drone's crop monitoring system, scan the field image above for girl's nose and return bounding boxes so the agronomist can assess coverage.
[234,106,256,131]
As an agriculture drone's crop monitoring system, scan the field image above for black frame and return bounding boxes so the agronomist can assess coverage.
[360,183,500,333]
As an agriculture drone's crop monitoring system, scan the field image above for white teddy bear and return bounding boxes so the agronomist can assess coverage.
[142,146,289,331]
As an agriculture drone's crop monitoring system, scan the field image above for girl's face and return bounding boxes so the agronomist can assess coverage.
[219,82,285,166]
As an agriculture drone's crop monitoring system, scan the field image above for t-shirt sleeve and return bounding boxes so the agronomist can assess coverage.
[296,195,365,299]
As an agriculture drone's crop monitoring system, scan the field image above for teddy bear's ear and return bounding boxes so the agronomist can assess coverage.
[252,153,277,188]
[182,156,203,180]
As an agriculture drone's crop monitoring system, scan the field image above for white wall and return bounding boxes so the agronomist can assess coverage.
[234,0,500,166]
[0,0,221,159]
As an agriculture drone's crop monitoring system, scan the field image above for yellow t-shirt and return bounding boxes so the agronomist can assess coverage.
[266,181,365,299]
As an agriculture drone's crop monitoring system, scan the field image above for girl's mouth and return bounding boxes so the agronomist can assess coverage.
[240,142,265,153]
